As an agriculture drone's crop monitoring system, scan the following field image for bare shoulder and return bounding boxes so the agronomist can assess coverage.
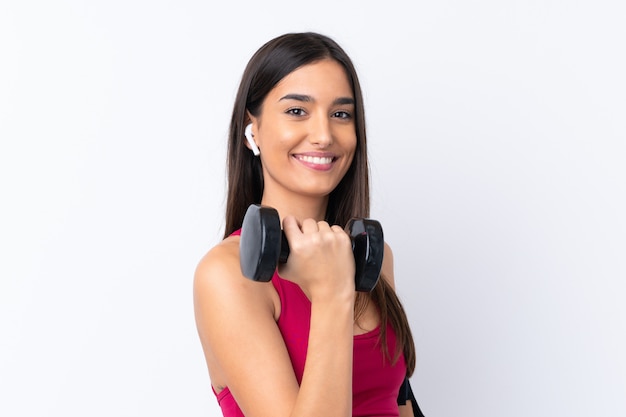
[194,235,241,289]
[194,236,240,300]
[194,236,237,280]
[381,241,396,290]
[193,236,281,363]
[193,235,275,318]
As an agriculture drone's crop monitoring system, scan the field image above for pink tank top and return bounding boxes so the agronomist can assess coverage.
[213,231,407,416]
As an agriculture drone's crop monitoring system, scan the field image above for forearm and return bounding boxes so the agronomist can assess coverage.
[399,402,414,417]
[290,298,354,417]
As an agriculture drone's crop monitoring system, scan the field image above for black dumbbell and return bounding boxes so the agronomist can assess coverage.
[239,204,384,292]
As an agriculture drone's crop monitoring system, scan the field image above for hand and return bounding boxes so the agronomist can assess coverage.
[279,216,355,301]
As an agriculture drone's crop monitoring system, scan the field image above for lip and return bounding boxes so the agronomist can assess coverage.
[292,152,338,171]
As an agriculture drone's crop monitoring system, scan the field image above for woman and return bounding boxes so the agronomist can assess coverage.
[194,32,423,417]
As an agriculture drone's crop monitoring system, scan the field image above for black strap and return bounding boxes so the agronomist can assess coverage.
[397,378,425,417]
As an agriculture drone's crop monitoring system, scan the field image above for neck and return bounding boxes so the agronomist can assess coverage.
[261,193,329,225]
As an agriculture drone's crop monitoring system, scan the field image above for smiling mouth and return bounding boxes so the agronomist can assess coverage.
[295,155,335,165]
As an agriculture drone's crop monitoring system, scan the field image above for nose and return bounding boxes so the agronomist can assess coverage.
[308,115,333,148]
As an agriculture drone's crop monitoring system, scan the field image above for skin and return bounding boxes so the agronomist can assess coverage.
[194,59,413,417]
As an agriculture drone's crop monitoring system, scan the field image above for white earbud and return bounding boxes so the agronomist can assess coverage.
[244,124,260,156]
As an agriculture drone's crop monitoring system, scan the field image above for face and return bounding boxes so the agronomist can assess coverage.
[249,59,357,202]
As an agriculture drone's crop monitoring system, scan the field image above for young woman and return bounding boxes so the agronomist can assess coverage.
[194,32,424,417]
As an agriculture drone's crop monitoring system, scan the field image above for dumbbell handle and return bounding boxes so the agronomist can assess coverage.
[278,230,289,264]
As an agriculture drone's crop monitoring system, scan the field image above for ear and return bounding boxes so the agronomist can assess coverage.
[244,114,260,156]
[245,112,257,135]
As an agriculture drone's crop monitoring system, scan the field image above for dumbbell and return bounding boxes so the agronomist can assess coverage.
[239,204,384,292]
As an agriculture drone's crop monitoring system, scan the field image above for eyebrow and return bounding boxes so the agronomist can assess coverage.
[279,94,355,106]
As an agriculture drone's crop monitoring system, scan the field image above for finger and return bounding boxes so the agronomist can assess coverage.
[316,221,332,233]
[301,218,319,234]
[330,224,344,234]
[282,215,302,239]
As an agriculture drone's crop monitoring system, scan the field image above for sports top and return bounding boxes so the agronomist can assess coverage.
[212,230,407,416]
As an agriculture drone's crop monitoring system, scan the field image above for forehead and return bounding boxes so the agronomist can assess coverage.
[268,59,353,99]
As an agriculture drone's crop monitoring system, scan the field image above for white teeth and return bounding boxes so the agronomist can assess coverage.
[298,155,333,164]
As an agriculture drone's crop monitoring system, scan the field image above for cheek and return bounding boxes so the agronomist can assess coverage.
[341,126,357,149]
[346,137,357,158]
[341,140,357,170]
[346,151,356,169]
[280,126,307,146]
[261,126,302,151]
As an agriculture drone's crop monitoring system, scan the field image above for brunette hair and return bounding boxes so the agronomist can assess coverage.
[223,32,415,376]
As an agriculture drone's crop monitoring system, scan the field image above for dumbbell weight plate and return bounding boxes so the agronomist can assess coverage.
[239,205,282,282]
[346,218,384,292]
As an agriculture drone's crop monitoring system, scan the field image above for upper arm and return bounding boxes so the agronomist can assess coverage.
[381,242,396,290]
[382,242,414,417]
[399,401,415,417]
[193,240,299,417]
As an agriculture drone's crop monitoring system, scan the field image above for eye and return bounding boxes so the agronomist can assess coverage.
[286,107,306,117]
[332,110,352,120]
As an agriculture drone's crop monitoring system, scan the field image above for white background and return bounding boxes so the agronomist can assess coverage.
[1,1,625,416]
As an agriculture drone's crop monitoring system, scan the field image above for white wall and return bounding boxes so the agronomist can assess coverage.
[1,1,624,416]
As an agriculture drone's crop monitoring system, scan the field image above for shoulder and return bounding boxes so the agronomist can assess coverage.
[194,236,241,298]
[194,235,240,286]
[193,235,277,325]
[380,241,396,290]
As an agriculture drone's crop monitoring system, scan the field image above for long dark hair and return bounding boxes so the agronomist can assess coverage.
[223,32,415,377]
